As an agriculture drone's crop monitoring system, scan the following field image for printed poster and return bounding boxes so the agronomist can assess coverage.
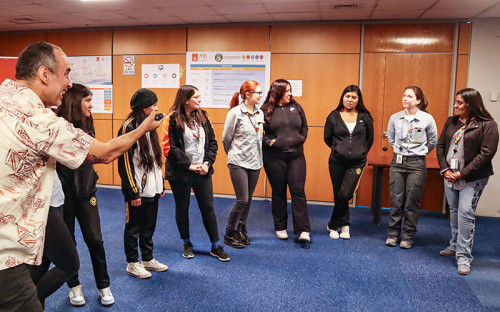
[186,52,271,108]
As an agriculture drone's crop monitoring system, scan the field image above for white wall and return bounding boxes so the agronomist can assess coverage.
[468,18,500,217]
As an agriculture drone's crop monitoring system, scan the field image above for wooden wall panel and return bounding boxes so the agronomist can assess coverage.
[378,53,452,160]
[270,54,360,126]
[456,55,469,93]
[94,119,114,185]
[112,54,186,120]
[47,31,112,56]
[458,23,471,55]
[362,53,387,158]
[364,24,455,53]
[271,25,361,53]
[0,33,47,56]
[303,127,334,202]
[187,26,270,52]
[113,28,186,55]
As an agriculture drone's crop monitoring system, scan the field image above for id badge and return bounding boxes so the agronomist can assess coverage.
[450,158,458,170]
[396,154,403,164]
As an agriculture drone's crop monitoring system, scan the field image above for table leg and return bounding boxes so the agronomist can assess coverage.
[370,166,384,225]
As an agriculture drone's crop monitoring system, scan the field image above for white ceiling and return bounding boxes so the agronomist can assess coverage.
[0,0,499,32]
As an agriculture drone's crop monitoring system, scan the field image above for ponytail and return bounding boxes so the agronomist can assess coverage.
[230,92,240,109]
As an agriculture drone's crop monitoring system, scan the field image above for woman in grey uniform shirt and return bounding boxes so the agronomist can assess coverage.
[386,86,437,249]
[222,80,264,248]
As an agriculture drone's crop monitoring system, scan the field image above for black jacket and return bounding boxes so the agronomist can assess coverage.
[56,126,98,200]
[324,110,374,164]
[162,112,218,183]
[117,117,164,202]
[262,101,308,155]
[436,116,498,182]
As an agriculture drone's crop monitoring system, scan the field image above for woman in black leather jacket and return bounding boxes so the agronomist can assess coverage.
[436,88,498,275]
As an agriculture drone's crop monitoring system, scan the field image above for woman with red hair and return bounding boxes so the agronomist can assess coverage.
[222,80,264,248]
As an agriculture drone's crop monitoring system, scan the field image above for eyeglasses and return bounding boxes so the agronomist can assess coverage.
[249,91,263,95]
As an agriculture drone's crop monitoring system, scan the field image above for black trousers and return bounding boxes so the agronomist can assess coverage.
[30,205,79,307]
[169,173,220,242]
[124,196,159,263]
[263,150,311,234]
[226,163,261,231]
[0,264,42,312]
[63,193,110,289]
[328,161,365,230]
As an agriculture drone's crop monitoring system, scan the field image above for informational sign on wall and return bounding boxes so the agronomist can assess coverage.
[68,56,113,114]
[123,55,135,75]
[186,52,271,108]
[141,64,180,89]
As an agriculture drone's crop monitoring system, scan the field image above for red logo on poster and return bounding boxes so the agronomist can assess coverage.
[192,54,198,62]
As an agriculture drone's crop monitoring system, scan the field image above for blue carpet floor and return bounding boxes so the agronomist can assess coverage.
[44,187,500,312]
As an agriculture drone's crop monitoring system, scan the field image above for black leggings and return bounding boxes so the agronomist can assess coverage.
[328,161,365,230]
[63,194,110,289]
[30,206,79,307]
[263,150,311,234]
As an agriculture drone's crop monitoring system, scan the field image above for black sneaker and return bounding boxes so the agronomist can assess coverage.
[237,224,251,245]
[182,242,194,259]
[210,245,230,262]
[223,230,244,249]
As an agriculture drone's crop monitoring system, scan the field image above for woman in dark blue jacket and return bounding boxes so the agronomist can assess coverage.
[324,85,374,240]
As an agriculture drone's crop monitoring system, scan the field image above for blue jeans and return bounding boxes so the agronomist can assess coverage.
[444,177,488,266]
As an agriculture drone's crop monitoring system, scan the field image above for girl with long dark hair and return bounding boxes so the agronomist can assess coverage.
[385,86,437,249]
[222,80,264,248]
[324,85,374,240]
[118,88,167,279]
[436,88,498,275]
[161,85,230,261]
[56,83,114,306]
[261,79,311,242]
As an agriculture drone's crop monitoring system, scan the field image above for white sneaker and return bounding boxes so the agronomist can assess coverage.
[142,258,168,272]
[69,284,85,306]
[340,225,350,240]
[127,262,152,278]
[327,226,339,239]
[276,230,288,240]
[299,232,311,242]
[98,287,115,306]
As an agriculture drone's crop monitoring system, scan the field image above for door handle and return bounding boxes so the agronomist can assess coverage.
[383,131,388,137]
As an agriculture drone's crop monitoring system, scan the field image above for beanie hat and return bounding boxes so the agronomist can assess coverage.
[130,88,158,111]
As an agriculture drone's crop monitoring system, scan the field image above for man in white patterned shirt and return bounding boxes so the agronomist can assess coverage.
[0,42,162,311]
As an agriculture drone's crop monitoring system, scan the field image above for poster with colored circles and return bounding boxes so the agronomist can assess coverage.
[141,64,180,89]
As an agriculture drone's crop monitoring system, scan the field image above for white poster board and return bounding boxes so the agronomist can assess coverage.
[186,52,271,108]
[68,56,113,113]
[141,64,180,89]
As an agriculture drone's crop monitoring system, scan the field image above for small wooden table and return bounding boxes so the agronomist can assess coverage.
[368,155,440,225]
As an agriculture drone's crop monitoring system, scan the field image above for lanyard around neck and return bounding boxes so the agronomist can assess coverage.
[244,111,260,132]
[188,120,200,143]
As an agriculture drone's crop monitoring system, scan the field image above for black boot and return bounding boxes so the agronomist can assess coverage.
[223,229,244,249]
[237,223,251,245]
